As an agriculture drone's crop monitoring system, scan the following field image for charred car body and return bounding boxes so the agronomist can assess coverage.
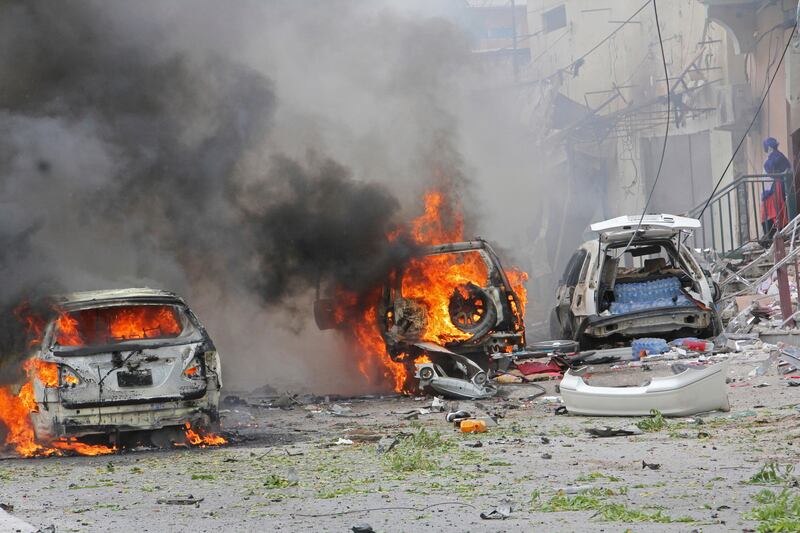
[28,288,221,443]
[551,215,721,349]
[317,239,526,398]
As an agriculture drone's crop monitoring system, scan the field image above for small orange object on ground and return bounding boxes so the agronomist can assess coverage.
[460,419,487,433]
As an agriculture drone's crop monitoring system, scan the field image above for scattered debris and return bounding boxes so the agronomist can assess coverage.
[464,441,483,448]
[586,426,642,438]
[344,429,384,443]
[541,453,552,459]
[0,506,36,533]
[376,437,398,454]
[429,397,446,412]
[480,499,512,520]
[445,410,472,424]
[271,393,299,409]
[415,347,496,400]
[642,460,661,470]
[514,359,564,377]
[157,495,204,506]
[460,419,487,433]
[222,395,247,407]
[330,404,365,417]
[351,524,375,533]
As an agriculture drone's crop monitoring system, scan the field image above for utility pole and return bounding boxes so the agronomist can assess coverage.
[511,0,519,81]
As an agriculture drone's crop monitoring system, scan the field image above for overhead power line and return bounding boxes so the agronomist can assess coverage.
[620,0,669,256]
[696,22,798,221]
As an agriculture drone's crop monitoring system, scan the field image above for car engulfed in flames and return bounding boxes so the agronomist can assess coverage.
[315,190,528,397]
[0,288,225,457]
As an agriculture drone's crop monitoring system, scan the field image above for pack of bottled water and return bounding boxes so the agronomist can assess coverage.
[631,337,669,359]
[610,277,689,315]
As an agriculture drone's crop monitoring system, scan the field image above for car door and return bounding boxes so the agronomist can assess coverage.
[554,249,588,338]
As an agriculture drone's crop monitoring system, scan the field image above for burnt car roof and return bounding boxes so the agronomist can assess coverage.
[53,288,185,308]
[419,240,492,255]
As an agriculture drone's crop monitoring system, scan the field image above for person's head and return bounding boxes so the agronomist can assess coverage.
[763,137,779,153]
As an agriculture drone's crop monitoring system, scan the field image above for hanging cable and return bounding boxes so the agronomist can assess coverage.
[619,0,670,257]
[519,0,652,86]
[695,22,797,222]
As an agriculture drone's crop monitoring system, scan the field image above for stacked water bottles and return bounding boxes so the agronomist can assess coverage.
[610,277,690,315]
[631,338,669,358]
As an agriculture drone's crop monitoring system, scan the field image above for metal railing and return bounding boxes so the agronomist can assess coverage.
[721,213,800,331]
[684,172,795,257]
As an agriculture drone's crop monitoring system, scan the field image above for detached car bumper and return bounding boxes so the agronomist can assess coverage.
[583,305,716,339]
[559,359,730,417]
[30,392,220,440]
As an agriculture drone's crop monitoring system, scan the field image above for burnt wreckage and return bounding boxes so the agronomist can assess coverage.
[28,289,222,445]
[317,240,526,398]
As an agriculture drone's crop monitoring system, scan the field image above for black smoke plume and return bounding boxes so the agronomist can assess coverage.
[0,1,420,384]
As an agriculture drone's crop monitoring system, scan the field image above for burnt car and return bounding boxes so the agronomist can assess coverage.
[551,215,721,349]
[28,288,221,444]
[316,239,526,398]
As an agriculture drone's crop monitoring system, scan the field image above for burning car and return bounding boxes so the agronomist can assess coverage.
[551,215,721,349]
[25,288,221,445]
[317,239,526,398]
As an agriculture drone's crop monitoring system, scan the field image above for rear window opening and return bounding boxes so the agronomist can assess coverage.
[54,304,191,347]
[598,242,696,315]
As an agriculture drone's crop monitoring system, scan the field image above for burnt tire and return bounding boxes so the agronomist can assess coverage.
[448,282,497,339]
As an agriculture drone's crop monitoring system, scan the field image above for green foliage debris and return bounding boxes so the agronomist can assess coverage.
[263,474,298,489]
[636,409,667,432]
[533,488,692,523]
[748,463,796,486]
[745,489,800,532]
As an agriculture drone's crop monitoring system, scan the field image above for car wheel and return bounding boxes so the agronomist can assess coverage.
[448,282,497,338]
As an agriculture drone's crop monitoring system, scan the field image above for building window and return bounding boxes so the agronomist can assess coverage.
[542,5,566,33]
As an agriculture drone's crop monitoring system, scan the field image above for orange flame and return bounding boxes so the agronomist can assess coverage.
[333,189,529,394]
[351,305,409,393]
[109,306,181,341]
[183,423,226,447]
[400,251,489,345]
[23,359,59,388]
[50,438,116,456]
[0,385,42,457]
[56,305,182,346]
[506,268,528,318]
[0,307,217,458]
[55,311,82,346]
[349,190,527,393]
[14,302,45,347]
[0,380,116,457]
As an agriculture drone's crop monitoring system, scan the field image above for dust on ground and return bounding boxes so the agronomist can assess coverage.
[1,355,798,532]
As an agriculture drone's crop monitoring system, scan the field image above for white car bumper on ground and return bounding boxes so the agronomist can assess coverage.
[559,359,730,416]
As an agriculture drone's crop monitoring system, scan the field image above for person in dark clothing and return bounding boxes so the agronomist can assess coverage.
[761,137,791,241]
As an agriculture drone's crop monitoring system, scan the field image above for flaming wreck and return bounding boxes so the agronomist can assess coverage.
[316,190,528,397]
[0,288,225,457]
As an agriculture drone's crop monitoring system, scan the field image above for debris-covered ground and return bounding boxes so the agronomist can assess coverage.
[3,353,800,532]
